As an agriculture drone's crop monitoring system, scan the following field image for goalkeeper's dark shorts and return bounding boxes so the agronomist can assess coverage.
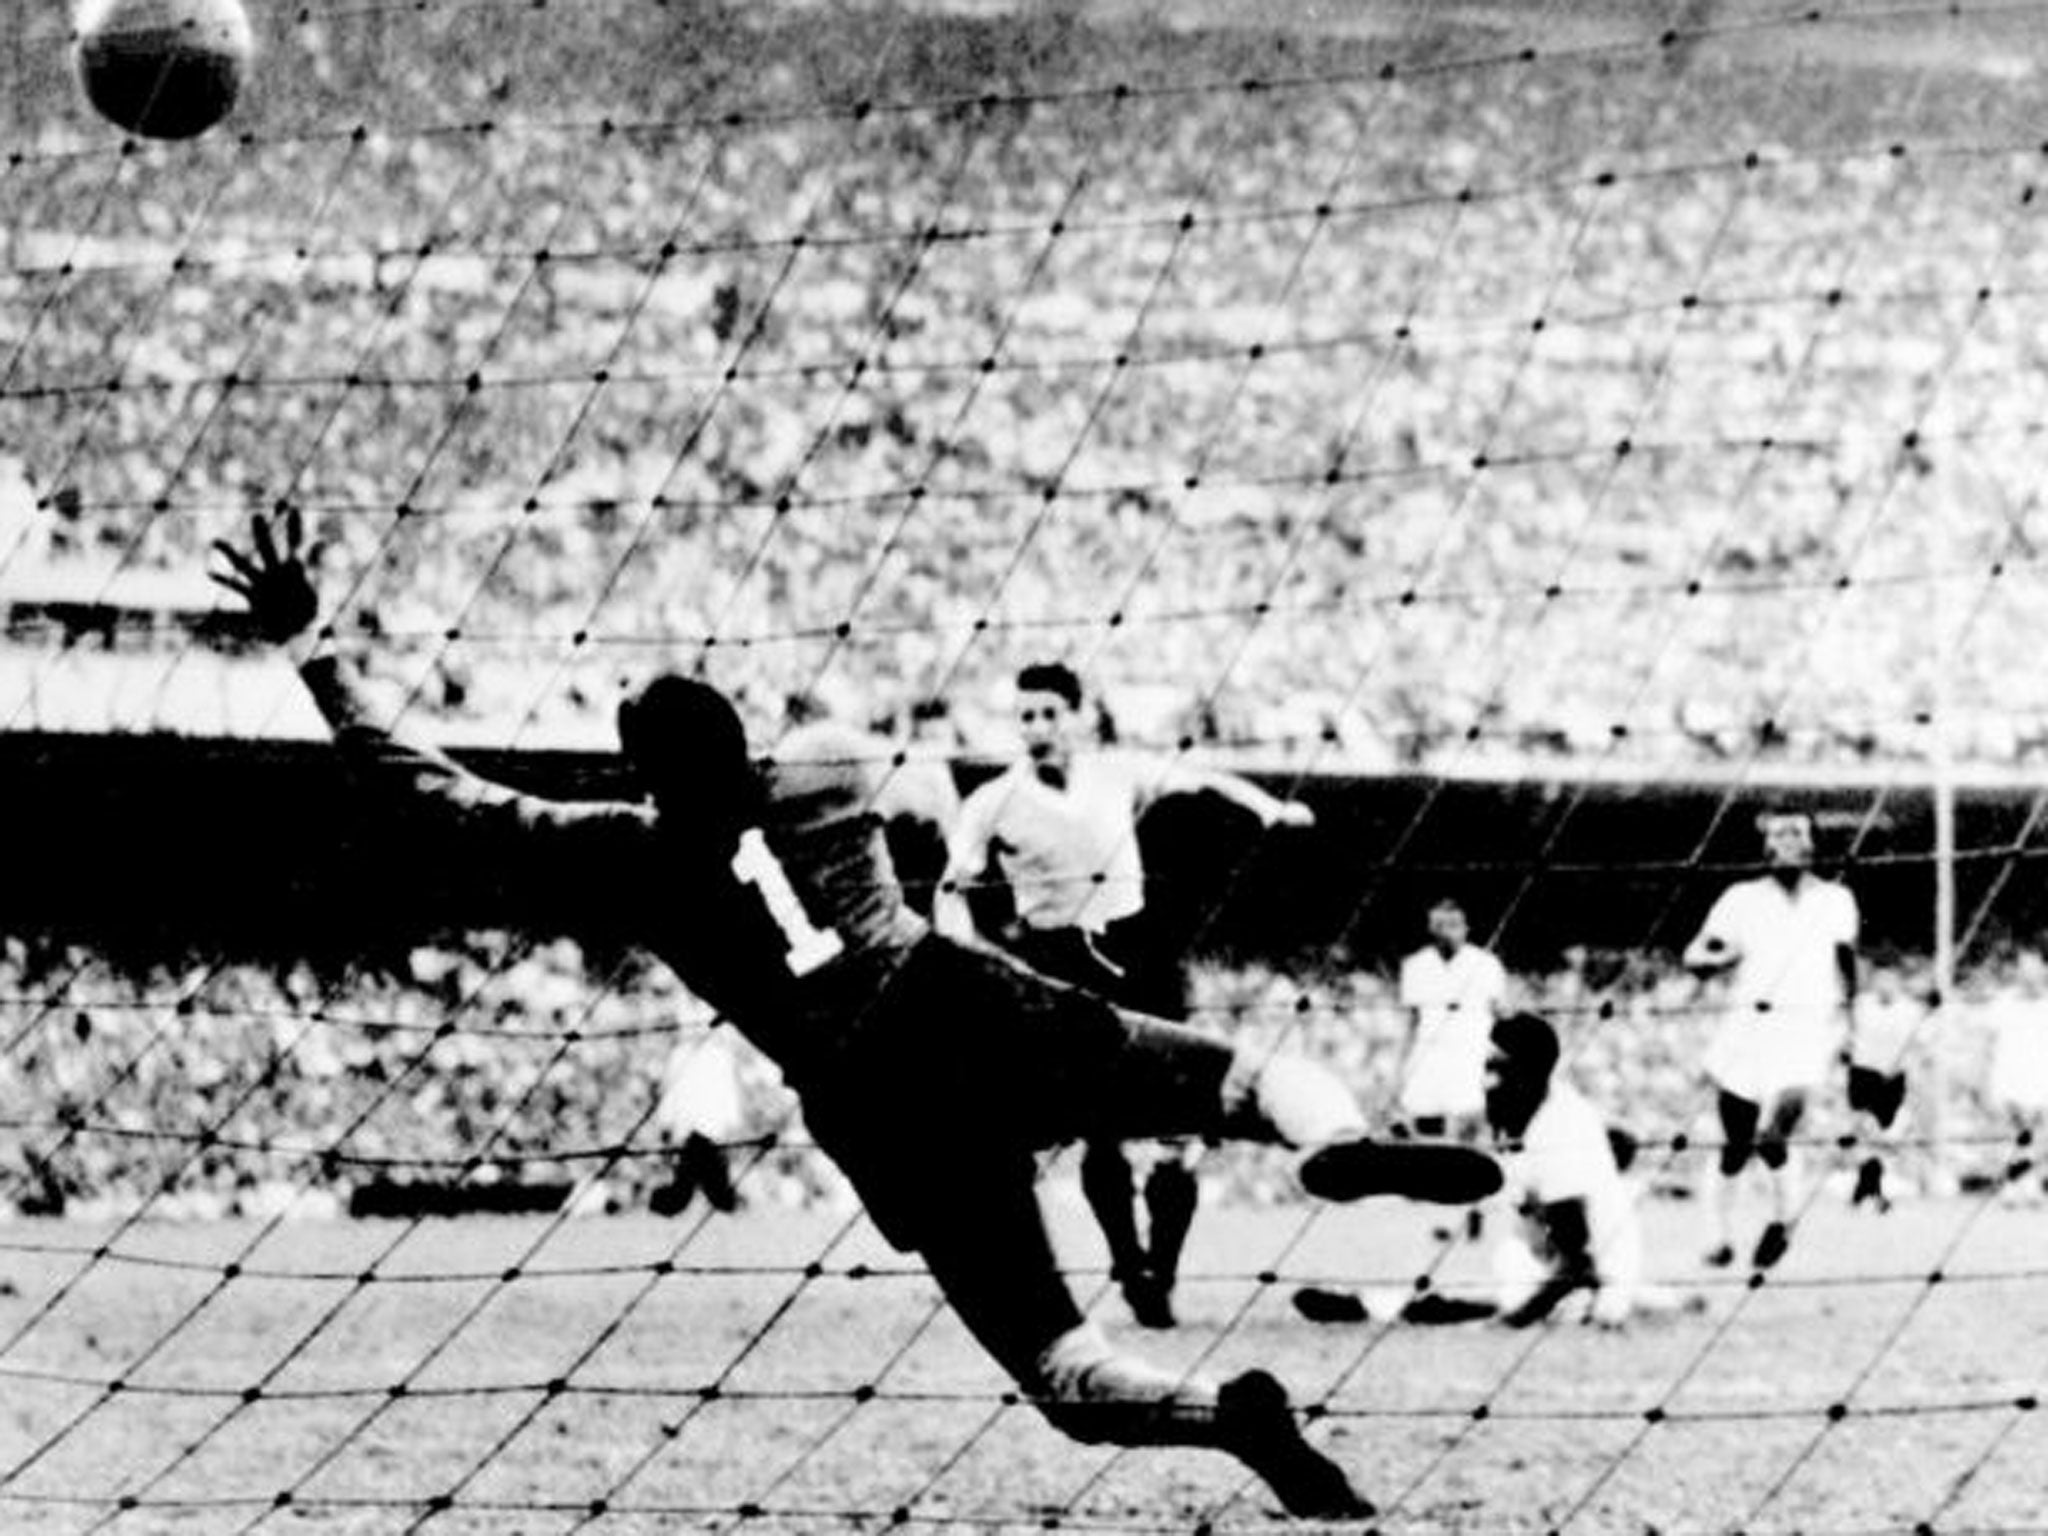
[793,934,1234,1251]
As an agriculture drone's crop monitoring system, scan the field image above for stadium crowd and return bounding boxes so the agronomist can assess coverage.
[6,7,2048,1218]
[2,929,2039,1220]
[9,11,2048,764]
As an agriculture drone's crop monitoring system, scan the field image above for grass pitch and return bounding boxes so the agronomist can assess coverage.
[2,1189,2046,1534]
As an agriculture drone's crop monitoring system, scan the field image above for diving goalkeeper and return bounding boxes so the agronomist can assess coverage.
[211,513,1502,1519]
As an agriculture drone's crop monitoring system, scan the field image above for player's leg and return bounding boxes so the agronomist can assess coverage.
[1007,933,1173,1322]
[1139,1148,1200,1323]
[1847,1066,1881,1207]
[1490,1222,1548,1317]
[916,1166,1372,1520]
[1848,1066,1904,1211]
[2022,1108,2047,1202]
[1052,1012,1500,1205]
[1751,1090,1806,1270]
[1078,1137,1163,1326]
[1220,1043,1502,1205]
[1585,1198,1652,1327]
[1709,1089,1761,1268]
[1448,1110,1489,1240]
[1105,943,1201,1325]
[927,942,1496,1215]
[684,1131,742,1213]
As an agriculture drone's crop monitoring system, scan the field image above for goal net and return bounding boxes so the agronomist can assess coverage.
[5,1,2048,1530]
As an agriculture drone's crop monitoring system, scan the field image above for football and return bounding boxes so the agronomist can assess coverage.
[73,0,253,140]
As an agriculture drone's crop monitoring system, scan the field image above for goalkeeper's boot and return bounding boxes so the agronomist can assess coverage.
[1299,1136,1502,1206]
[1217,1369,1374,1521]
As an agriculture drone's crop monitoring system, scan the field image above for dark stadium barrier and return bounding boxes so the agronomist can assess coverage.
[5,730,2041,970]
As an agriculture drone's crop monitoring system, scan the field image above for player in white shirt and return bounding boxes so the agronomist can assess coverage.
[1295,1012,1687,1330]
[1684,810,1859,1272]
[1481,1012,1679,1327]
[1845,964,1924,1211]
[1983,949,2048,1202]
[1397,898,1510,1139]
[934,661,1315,1328]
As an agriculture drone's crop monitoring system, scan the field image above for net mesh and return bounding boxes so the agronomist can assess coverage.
[5,1,2048,1530]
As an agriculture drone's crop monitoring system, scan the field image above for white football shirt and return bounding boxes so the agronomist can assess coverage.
[946,751,1179,933]
[1506,1078,1639,1291]
[1695,873,1858,1098]
[1695,874,1858,1021]
[1397,943,1508,1118]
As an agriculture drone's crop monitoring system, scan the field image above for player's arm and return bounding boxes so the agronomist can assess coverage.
[211,512,646,845]
[1497,1198,1598,1328]
[932,786,997,942]
[871,750,961,924]
[866,743,961,842]
[1137,754,1314,829]
[297,654,649,842]
[1485,950,1513,1020]
[1682,889,1741,975]
[1396,954,1425,1063]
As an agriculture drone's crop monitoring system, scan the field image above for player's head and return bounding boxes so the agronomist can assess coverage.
[1015,661,1085,771]
[617,673,761,828]
[1426,897,1469,955]
[1484,1011,1560,1137]
[1757,809,1814,877]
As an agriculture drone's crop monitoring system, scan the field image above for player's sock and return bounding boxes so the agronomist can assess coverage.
[1032,1330,1370,1517]
[1141,1161,1198,1302]
[1751,1219,1792,1271]
[1079,1141,1149,1300]
[1032,1326,1220,1442]
[1123,1269,1177,1330]
[1216,1370,1374,1521]
[1298,1137,1503,1205]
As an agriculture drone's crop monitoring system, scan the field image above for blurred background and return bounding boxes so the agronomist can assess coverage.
[6,0,2048,1214]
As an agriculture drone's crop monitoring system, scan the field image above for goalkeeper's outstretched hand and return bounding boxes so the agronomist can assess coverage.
[211,509,320,645]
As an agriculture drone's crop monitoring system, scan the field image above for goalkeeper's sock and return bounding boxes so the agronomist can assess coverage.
[1033,1330,1371,1518]
[1224,1055,1368,1147]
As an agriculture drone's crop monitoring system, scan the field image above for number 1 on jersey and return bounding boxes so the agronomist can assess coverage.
[731,829,846,977]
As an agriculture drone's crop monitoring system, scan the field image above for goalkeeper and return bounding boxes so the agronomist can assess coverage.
[212,514,1502,1521]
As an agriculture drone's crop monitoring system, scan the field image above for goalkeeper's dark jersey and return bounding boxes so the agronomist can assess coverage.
[302,656,927,1073]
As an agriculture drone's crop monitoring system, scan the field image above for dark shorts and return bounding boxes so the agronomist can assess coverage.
[1848,1065,1908,1129]
[1717,1087,1805,1174]
[793,936,1235,1250]
[1007,919,1191,1022]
